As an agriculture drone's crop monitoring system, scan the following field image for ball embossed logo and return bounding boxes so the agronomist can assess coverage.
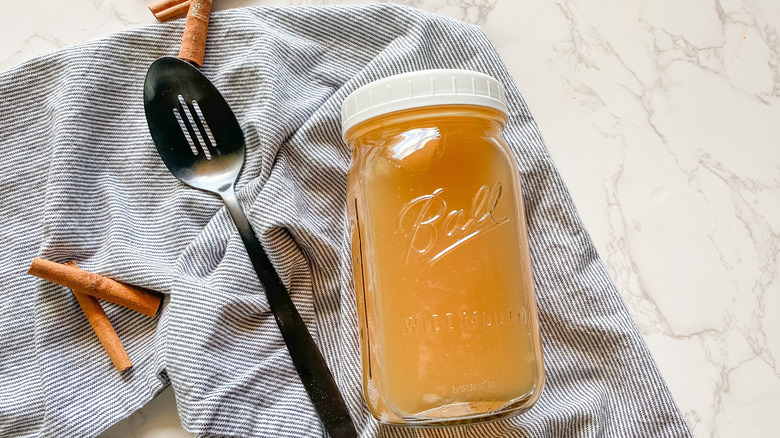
[398,182,509,265]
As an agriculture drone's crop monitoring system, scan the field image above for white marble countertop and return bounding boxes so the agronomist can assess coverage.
[2,1,777,437]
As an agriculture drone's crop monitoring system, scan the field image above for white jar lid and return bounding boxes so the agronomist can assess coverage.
[340,69,508,138]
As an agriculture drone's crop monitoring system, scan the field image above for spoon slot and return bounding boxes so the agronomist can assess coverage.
[191,100,219,152]
[172,106,200,156]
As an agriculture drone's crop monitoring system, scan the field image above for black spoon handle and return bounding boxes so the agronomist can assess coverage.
[221,187,357,438]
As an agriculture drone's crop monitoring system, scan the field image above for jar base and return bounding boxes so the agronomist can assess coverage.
[379,388,540,428]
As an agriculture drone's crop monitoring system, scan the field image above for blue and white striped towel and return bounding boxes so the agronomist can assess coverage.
[0,5,691,437]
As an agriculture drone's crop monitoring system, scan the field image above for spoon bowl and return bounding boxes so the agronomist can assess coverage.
[144,56,243,193]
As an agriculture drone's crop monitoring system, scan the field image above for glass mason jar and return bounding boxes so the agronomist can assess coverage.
[341,70,545,426]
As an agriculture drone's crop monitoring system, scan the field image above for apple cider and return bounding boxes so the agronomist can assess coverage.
[342,70,544,426]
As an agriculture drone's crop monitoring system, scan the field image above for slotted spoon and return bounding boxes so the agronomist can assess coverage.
[143,56,356,437]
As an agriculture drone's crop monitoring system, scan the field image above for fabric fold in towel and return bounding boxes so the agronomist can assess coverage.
[0,4,691,437]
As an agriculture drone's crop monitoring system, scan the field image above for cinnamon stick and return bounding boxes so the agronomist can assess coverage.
[149,0,191,22]
[178,0,213,66]
[65,262,132,373]
[150,0,187,14]
[28,258,162,318]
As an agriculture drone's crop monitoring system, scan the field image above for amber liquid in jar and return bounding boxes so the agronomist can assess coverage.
[345,104,545,426]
